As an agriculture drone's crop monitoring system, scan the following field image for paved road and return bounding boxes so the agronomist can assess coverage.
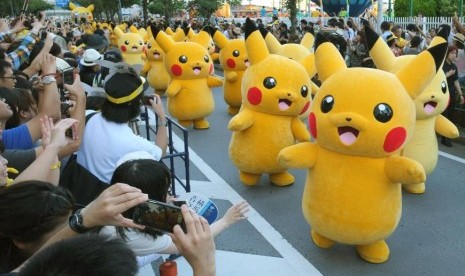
[145,78,465,275]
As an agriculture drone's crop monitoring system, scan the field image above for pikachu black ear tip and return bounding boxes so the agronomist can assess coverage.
[428,42,448,71]
[314,32,329,51]
[182,27,190,36]
[364,25,379,51]
[244,17,257,40]
[204,26,216,37]
[259,27,268,38]
[437,24,451,40]
[150,23,160,38]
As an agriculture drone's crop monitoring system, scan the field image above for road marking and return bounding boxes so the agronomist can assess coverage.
[171,133,321,276]
[439,151,465,164]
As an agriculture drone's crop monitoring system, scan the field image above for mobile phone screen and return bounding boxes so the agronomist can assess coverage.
[63,68,75,85]
[142,95,155,105]
[133,200,186,233]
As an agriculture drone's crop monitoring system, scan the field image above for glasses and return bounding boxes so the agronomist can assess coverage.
[0,76,15,80]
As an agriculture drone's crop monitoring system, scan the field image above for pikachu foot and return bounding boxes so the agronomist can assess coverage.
[270,171,294,187]
[239,171,261,186]
[178,120,193,128]
[402,182,425,194]
[193,119,210,129]
[311,230,335,249]
[227,106,240,116]
[356,240,390,264]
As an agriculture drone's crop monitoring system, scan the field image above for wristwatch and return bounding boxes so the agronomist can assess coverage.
[68,208,94,234]
[157,119,168,127]
[41,76,56,85]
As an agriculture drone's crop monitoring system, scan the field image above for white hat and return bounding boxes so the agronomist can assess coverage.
[80,49,102,67]
[56,58,72,72]
[116,151,156,168]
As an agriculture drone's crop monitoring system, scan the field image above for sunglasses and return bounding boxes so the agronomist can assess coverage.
[0,76,15,80]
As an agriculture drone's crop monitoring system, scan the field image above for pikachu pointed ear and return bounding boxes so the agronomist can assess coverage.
[151,24,174,52]
[165,27,174,35]
[396,41,448,98]
[147,26,153,39]
[129,25,138,33]
[300,53,316,78]
[172,28,186,42]
[364,24,395,71]
[114,26,124,38]
[260,27,281,54]
[314,33,346,82]
[69,2,76,10]
[87,4,94,12]
[207,26,228,49]
[300,33,315,50]
[429,24,450,47]
[244,17,268,65]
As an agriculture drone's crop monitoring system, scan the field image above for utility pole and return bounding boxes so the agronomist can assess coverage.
[377,0,383,32]
[409,0,413,17]
[117,0,123,23]
[388,0,392,17]
[460,0,464,17]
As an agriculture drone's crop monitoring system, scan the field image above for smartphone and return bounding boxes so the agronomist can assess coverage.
[62,68,75,85]
[61,101,72,114]
[142,95,156,105]
[132,200,186,233]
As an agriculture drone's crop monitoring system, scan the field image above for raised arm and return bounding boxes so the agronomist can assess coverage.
[149,94,168,157]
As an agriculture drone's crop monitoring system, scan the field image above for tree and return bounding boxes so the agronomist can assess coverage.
[393,0,458,17]
[187,0,241,21]
[283,0,299,43]
[148,0,185,23]
[0,0,53,17]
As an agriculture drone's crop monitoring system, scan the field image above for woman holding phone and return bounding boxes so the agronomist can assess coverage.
[102,151,250,276]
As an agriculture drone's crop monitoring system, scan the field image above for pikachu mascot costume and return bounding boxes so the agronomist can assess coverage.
[278,34,447,263]
[69,2,94,23]
[364,23,459,194]
[185,27,219,61]
[141,27,171,96]
[206,26,249,115]
[114,26,145,66]
[229,18,311,186]
[151,24,223,129]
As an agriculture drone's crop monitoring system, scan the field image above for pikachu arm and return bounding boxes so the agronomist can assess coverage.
[224,70,238,82]
[211,53,220,61]
[278,142,317,169]
[207,75,224,87]
[165,80,182,97]
[384,155,426,185]
[291,117,311,142]
[140,61,151,75]
[228,108,254,131]
[435,114,460,138]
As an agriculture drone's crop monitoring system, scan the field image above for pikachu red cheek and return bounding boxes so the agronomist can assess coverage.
[120,45,127,52]
[247,87,262,105]
[309,112,317,139]
[171,64,183,76]
[209,63,214,74]
[299,101,310,115]
[383,127,407,153]
[226,58,236,69]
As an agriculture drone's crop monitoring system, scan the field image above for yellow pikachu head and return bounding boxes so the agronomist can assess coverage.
[365,24,451,120]
[69,2,94,22]
[146,27,165,62]
[311,33,446,157]
[241,18,311,116]
[152,25,214,80]
[206,26,249,72]
[185,27,216,55]
[115,26,145,55]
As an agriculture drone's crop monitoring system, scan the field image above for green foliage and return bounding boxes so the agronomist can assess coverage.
[0,0,53,17]
[393,0,458,16]
[148,0,185,18]
[283,0,299,43]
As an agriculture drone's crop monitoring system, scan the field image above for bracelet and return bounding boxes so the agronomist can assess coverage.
[156,119,167,127]
[50,161,61,170]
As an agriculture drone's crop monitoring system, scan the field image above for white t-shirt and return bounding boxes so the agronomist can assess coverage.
[456,49,465,78]
[76,113,162,183]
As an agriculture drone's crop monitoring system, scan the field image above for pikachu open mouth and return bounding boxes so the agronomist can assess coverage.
[131,46,139,51]
[193,66,202,75]
[338,126,359,145]
[154,51,160,59]
[423,101,437,114]
[278,99,292,111]
[244,59,250,67]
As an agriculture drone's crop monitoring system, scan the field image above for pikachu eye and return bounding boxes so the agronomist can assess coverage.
[147,43,152,49]
[441,81,447,94]
[321,95,334,113]
[232,50,240,57]
[373,103,393,123]
[301,85,308,97]
[139,41,143,45]
[179,55,188,63]
[124,40,130,45]
[263,77,277,89]
[204,55,210,62]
